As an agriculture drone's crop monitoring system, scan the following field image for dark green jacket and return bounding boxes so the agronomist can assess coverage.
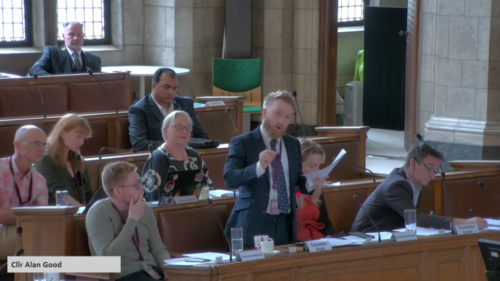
[34,155,94,205]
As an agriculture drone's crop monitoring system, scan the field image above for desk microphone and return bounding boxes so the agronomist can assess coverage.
[225,107,239,136]
[206,198,233,262]
[440,171,454,232]
[353,195,381,243]
[75,154,87,205]
[32,74,46,119]
[98,147,138,160]
[344,161,376,183]
[296,188,308,252]
[293,91,307,138]
[478,182,500,201]
[0,249,24,271]
[87,67,118,114]
[16,226,28,281]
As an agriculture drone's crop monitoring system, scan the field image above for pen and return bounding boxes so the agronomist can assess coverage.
[469,208,477,216]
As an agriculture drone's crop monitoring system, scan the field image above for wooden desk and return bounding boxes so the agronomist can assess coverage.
[0,72,132,118]
[449,160,500,171]
[164,231,498,281]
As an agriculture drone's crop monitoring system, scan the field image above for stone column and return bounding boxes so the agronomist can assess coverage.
[421,0,500,162]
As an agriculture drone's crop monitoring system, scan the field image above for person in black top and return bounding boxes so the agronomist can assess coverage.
[142,110,210,202]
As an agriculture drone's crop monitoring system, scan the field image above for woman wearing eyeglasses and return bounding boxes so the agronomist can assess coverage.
[142,110,210,203]
[34,114,94,206]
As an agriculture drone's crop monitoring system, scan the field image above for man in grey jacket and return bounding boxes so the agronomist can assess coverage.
[351,142,487,233]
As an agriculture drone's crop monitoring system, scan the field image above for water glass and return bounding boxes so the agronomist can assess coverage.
[231,228,244,257]
[404,209,417,234]
[56,190,69,206]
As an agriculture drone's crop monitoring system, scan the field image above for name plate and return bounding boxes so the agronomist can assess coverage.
[305,240,332,252]
[173,195,198,204]
[391,231,417,242]
[238,249,265,262]
[206,101,226,107]
[454,224,479,235]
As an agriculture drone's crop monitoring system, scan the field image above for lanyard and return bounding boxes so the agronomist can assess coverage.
[265,140,283,190]
[110,201,144,261]
[9,157,32,206]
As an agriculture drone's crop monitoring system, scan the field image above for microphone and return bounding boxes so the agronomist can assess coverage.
[0,249,25,271]
[296,188,308,252]
[99,147,138,160]
[206,198,233,262]
[33,74,47,119]
[87,67,118,114]
[225,107,239,136]
[478,181,500,201]
[416,133,424,142]
[75,154,86,205]
[16,226,24,251]
[293,91,307,138]
[470,209,477,217]
[344,161,376,183]
[441,171,454,231]
[353,195,381,243]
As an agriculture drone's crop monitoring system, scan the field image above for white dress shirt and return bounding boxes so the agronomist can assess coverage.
[408,179,421,207]
[151,94,174,118]
[255,125,290,214]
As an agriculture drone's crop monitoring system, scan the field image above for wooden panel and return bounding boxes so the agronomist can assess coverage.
[404,0,420,150]
[0,85,64,117]
[428,248,466,281]
[67,80,131,112]
[197,105,238,144]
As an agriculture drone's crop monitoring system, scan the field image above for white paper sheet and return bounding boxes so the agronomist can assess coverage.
[486,226,500,231]
[341,235,366,244]
[319,237,359,247]
[183,252,230,261]
[304,149,346,187]
[164,257,215,267]
[209,189,238,198]
[393,227,451,236]
[486,218,500,227]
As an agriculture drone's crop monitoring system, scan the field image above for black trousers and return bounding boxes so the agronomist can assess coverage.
[261,213,293,246]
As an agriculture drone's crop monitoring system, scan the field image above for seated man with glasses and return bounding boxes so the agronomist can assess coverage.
[141,110,210,202]
[350,142,487,233]
[86,161,170,281]
[0,126,49,262]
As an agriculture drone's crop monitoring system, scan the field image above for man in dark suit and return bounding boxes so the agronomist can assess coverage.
[28,21,101,76]
[223,90,323,248]
[128,68,208,151]
[351,142,487,233]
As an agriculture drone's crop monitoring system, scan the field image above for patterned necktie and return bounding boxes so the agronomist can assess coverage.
[270,139,289,213]
[72,52,81,71]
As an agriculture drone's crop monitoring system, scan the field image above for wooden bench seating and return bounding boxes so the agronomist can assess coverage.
[0,73,133,119]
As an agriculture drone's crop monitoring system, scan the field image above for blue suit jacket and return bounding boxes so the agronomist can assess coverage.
[28,46,101,76]
[128,94,209,151]
[223,127,306,246]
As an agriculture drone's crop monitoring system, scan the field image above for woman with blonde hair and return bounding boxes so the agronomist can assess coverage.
[34,114,94,206]
[296,139,334,241]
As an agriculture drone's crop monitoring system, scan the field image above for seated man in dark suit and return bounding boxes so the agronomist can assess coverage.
[28,21,101,76]
[223,90,324,248]
[351,142,488,233]
[128,68,208,151]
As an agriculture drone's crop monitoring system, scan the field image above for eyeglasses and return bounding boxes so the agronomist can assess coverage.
[171,124,193,133]
[24,141,46,148]
[420,161,441,175]
[117,181,143,190]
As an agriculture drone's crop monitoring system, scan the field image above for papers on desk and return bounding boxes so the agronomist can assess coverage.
[164,258,214,267]
[183,252,231,261]
[209,189,238,198]
[320,237,361,247]
[304,149,346,187]
[393,227,451,236]
[486,218,500,227]
[366,232,393,241]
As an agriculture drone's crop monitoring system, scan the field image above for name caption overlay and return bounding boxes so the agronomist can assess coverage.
[8,256,121,273]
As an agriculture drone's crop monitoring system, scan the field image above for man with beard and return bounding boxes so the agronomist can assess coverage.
[223,90,323,248]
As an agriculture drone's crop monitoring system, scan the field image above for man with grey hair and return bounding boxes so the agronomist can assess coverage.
[223,90,320,248]
[0,126,49,261]
[351,142,487,233]
[29,21,101,76]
